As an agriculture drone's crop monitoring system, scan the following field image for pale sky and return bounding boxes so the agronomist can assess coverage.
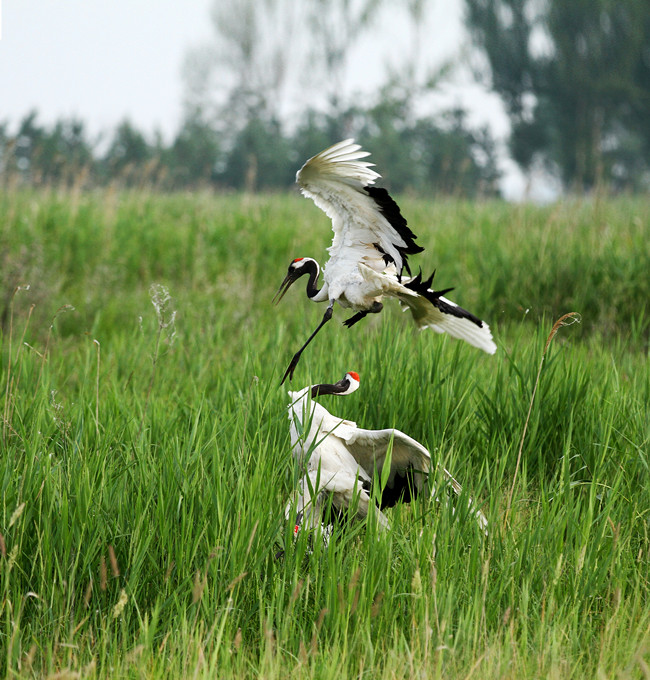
[0,1,548,199]
[0,0,213,139]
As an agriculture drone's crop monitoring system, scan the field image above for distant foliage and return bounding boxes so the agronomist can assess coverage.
[1,111,94,187]
[465,0,650,192]
[0,107,501,197]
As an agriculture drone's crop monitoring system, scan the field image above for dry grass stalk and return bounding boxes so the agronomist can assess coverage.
[83,580,93,609]
[245,521,258,557]
[227,572,248,591]
[21,644,37,675]
[36,304,75,393]
[310,608,328,656]
[290,578,304,605]
[136,284,176,443]
[2,285,30,444]
[93,339,100,440]
[233,628,243,652]
[108,545,120,577]
[192,570,207,603]
[112,589,128,618]
[349,567,362,615]
[99,556,107,591]
[504,312,581,526]
[371,592,384,618]
[9,502,25,528]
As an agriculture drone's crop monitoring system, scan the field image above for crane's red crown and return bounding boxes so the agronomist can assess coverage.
[292,257,304,263]
[347,371,360,382]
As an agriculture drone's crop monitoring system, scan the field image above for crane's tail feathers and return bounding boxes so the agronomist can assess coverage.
[411,307,497,354]
[357,264,496,354]
[297,139,380,188]
[401,270,497,354]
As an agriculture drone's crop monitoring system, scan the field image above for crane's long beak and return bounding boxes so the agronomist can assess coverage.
[272,273,296,305]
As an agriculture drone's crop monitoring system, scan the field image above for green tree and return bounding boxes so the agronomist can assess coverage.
[0,112,94,186]
[181,0,382,189]
[220,115,293,191]
[465,0,650,191]
[102,120,154,183]
[11,111,46,181]
[0,122,8,179]
[167,118,221,188]
[358,89,501,196]
[37,119,94,185]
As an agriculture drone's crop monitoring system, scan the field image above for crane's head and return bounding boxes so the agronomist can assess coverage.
[311,371,360,398]
[273,257,317,304]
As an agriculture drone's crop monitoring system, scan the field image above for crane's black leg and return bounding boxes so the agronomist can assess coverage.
[343,301,383,328]
[281,301,334,384]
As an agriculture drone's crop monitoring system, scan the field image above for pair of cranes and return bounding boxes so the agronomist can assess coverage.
[273,139,495,542]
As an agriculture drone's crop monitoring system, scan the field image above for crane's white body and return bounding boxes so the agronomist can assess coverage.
[296,139,497,355]
[286,383,381,531]
[285,377,488,539]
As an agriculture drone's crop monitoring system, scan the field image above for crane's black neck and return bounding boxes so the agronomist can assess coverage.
[311,376,350,399]
[301,259,322,299]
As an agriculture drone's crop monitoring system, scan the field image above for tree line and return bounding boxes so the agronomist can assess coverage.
[0,105,501,197]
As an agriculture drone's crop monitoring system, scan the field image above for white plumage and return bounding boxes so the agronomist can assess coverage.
[284,371,488,542]
[275,139,497,384]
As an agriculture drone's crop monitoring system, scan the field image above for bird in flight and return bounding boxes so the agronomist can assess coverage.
[274,139,496,384]
[284,371,488,546]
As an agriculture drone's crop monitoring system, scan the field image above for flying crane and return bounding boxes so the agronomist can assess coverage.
[274,139,497,384]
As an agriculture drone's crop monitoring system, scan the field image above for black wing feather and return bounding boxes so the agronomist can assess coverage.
[405,269,484,329]
[364,186,423,276]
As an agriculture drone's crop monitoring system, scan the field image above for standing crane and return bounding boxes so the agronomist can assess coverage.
[274,139,497,384]
[284,371,488,544]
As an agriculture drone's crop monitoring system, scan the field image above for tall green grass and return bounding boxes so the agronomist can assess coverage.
[1,189,649,678]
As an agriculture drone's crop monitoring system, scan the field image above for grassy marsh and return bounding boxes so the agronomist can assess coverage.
[1,190,649,678]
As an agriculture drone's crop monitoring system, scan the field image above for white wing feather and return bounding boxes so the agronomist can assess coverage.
[342,425,487,531]
[296,139,412,275]
[342,427,432,491]
[296,139,379,189]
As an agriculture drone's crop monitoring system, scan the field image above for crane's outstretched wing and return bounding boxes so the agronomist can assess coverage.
[296,139,423,277]
[340,426,432,506]
[342,425,488,531]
